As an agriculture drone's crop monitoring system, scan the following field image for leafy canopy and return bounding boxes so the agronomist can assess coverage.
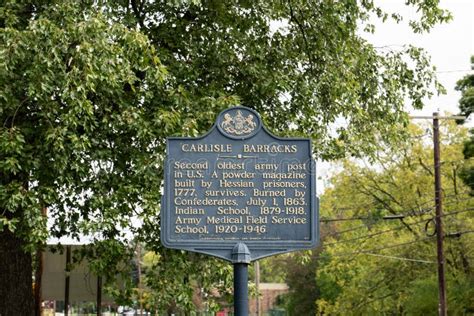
[0,0,452,312]
[316,122,474,314]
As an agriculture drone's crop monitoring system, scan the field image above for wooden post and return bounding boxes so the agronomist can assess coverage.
[432,113,447,316]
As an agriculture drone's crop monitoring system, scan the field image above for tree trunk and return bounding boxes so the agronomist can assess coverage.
[0,228,34,316]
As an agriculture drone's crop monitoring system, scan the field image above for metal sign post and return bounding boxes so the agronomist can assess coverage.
[161,106,319,314]
[232,243,250,316]
[234,264,248,316]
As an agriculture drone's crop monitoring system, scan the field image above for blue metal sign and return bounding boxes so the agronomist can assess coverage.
[161,106,319,262]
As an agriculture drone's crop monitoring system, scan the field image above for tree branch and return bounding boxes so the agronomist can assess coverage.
[131,0,146,30]
[288,0,315,72]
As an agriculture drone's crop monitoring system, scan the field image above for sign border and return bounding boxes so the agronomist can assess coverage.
[161,106,319,262]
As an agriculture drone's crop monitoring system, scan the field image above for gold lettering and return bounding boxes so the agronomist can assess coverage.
[175,225,209,234]
[217,206,250,215]
[245,216,267,224]
[174,197,238,206]
[219,179,255,188]
[287,163,306,171]
[207,216,243,224]
[205,189,246,197]
[243,144,298,153]
[255,163,278,171]
[174,161,209,170]
[262,172,306,180]
[175,216,202,225]
[217,161,244,170]
[175,206,205,215]
[263,181,306,189]
[181,143,232,153]
[253,188,286,197]
[222,171,255,179]
[271,216,307,224]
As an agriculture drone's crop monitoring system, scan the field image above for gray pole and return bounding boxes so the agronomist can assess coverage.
[232,243,250,316]
[433,112,447,316]
[234,263,249,316]
[255,261,261,316]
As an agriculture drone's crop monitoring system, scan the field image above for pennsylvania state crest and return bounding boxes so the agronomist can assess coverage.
[220,110,257,136]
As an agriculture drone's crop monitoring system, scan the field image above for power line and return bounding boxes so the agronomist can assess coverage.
[445,229,474,238]
[410,115,466,120]
[321,194,473,238]
[441,195,474,208]
[439,208,474,218]
[409,132,431,139]
[323,208,474,247]
[320,207,433,223]
[323,190,471,218]
[323,216,430,246]
[435,69,472,74]
[327,192,473,218]
[331,235,435,258]
[324,224,369,237]
[329,227,474,258]
[363,253,435,264]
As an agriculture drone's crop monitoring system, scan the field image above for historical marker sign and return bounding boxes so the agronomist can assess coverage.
[161,106,319,262]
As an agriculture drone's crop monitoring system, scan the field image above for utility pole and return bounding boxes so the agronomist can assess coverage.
[410,113,465,316]
[432,112,446,316]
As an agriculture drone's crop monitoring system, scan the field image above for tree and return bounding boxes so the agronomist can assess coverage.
[316,122,474,314]
[0,0,451,314]
[455,55,474,192]
[456,56,474,119]
[282,251,321,316]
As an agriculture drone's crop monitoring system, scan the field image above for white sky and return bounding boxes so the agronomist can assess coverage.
[318,0,474,192]
[367,0,474,119]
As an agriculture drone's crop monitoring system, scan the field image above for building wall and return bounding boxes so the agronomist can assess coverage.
[249,283,288,315]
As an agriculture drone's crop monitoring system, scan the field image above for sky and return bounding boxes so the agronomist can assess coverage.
[367,0,474,119]
[317,0,474,192]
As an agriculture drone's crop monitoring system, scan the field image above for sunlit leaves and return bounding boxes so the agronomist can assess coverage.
[105,0,450,160]
[316,122,474,314]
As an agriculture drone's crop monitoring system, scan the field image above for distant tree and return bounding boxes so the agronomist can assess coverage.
[0,0,451,314]
[459,130,474,193]
[456,56,474,192]
[255,255,287,284]
[284,251,321,316]
[256,252,320,315]
[316,122,474,314]
[456,56,474,118]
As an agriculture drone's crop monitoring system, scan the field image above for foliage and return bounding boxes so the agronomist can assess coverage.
[141,246,233,314]
[283,251,320,316]
[103,0,451,159]
[256,252,320,316]
[459,130,474,195]
[0,0,453,313]
[455,56,474,119]
[255,255,287,284]
[315,122,474,314]
[455,57,474,193]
